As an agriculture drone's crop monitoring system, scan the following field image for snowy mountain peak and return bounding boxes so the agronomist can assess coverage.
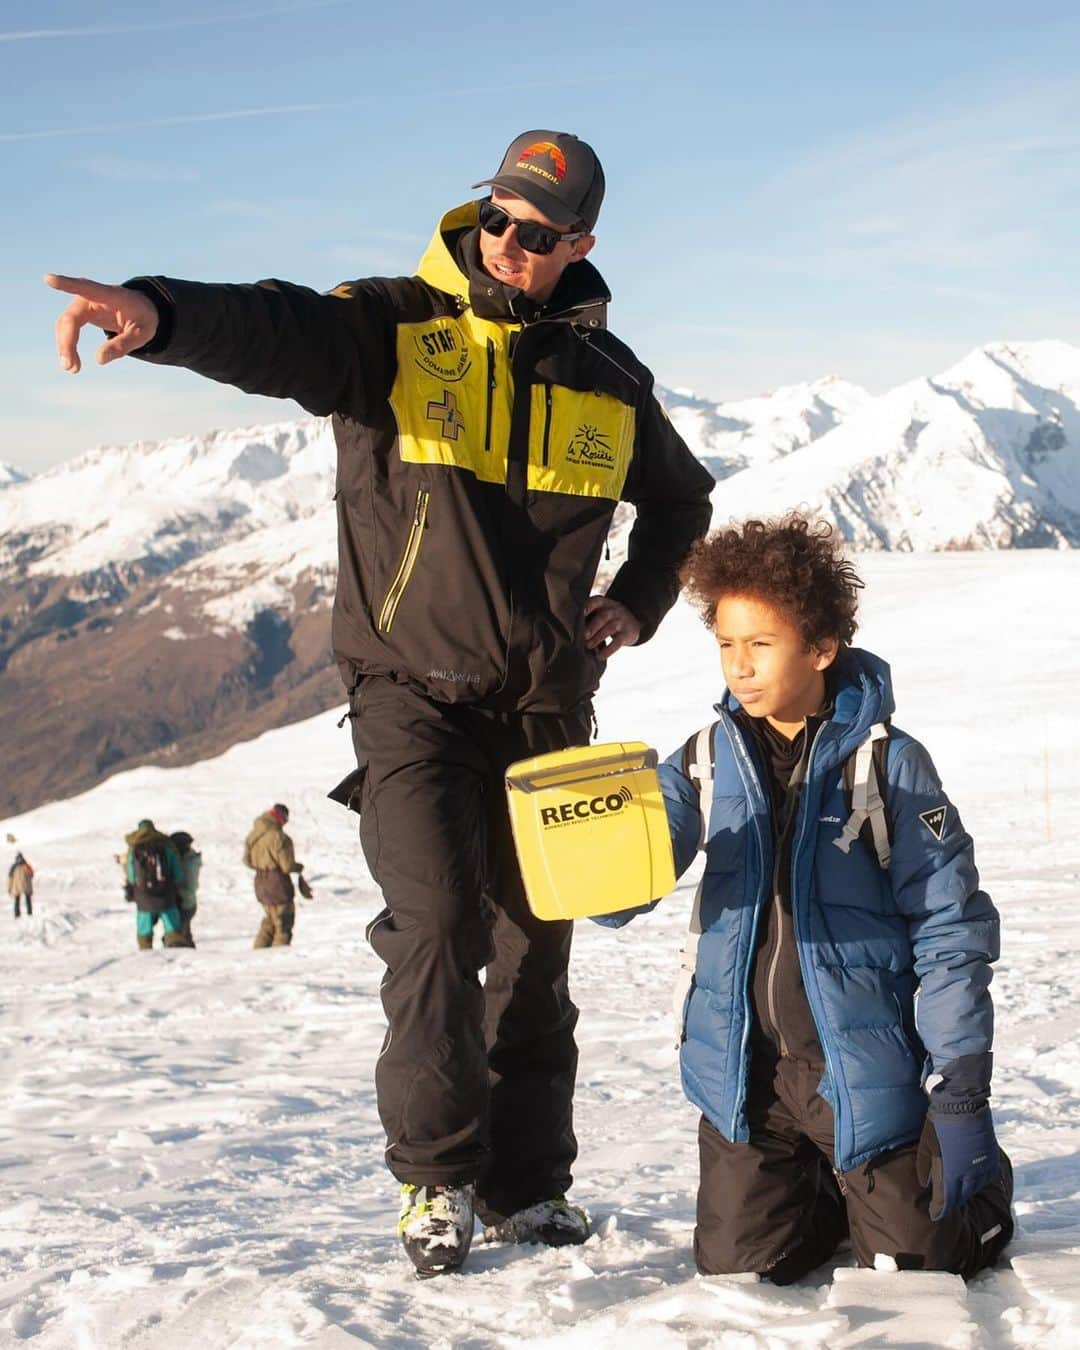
[944,339,1080,395]
[657,375,872,481]
[714,339,1080,551]
[1,416,335,583]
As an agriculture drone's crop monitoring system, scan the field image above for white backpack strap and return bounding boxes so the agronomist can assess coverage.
[674,723,715,1048]
[832,722,891,869]
[673,877,704,1048]
[686,722,715,851]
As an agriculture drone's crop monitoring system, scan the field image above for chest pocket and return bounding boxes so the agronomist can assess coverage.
[527,383,634,500]
[390,316,514,485]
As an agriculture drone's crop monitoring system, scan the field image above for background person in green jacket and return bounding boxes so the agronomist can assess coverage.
[170,831,202,948]
[243,804,311,948]
[124,820,186,950]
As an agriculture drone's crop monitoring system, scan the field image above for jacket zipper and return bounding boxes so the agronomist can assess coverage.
[484,339,495,453]
[378,489,429,633]
[576,327,642,389]
[541,384,553,467]
[718,714,772,1140]
[764,885,789,1057]
[787,723,851,1163]
[763,753,809,1058]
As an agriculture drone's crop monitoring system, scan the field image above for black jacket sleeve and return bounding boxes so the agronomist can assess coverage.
[124,275,396,421]
[606,383,715,643]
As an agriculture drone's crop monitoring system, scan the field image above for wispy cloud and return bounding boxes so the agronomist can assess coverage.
[758,77,1080,278]
[0,75,619,145]
[323,237,426,273]
[84,156,200,184]
[201,199,277,219]
[5,373,300,471]
[0,100,354,145]
[0,0,350,43]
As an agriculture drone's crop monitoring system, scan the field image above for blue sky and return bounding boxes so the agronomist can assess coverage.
[6,0,1080,472]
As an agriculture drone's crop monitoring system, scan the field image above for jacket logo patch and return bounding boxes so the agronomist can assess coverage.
[564,424,615,470]
[426,389,465,441]
[919,805,948,841]
[413,327,472,382]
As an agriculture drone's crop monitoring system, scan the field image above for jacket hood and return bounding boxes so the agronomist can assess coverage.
[720,646,894,760]
[416,201,611,325]
[249,812,283,839]
[124,823,171,849]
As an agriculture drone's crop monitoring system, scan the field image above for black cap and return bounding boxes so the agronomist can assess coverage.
[273,803,289,820]
[471,130,605,231]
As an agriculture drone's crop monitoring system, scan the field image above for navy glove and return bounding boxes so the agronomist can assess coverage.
[916,1053,1000,1220]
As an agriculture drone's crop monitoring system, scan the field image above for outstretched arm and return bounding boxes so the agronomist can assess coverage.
[45,271,393,419]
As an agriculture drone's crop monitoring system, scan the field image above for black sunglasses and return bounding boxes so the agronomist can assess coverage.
[478,200,587,256]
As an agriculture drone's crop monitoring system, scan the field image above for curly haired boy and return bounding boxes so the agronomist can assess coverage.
[606,513,1013,1281]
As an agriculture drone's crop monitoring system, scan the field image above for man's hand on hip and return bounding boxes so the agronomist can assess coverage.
[584,596,641,658]
[45,273,160,373]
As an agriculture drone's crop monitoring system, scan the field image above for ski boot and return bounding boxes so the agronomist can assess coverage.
[483,1195,590,1246]
[398,1182,475,1279]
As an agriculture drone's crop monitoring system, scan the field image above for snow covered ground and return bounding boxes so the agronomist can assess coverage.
[1,551,1078,1348]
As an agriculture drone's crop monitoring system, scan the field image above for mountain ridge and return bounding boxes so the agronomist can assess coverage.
[2,338,1077,816]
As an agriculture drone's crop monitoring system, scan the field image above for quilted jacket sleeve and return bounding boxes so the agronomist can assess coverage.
[592,743,703,930]
[887,738,999,1078]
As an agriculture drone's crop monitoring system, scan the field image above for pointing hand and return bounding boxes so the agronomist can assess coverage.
[45,273,160,373]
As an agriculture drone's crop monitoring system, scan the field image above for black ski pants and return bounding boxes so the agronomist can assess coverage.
[351,676,592,1221]
[696,1053,1014,1283]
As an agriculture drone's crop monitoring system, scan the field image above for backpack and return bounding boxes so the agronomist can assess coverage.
[682,718,893,869]
[671,719,892,1048]
[132,842,176,904]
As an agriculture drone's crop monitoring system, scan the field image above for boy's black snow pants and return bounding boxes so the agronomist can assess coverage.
[351,676,592,1222]
[695,1053,1014,1282]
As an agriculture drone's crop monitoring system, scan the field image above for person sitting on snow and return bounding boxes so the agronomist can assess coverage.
[601,513,1013,1281]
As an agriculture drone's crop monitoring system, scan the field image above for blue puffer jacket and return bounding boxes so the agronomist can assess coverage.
[609,648,999,1172]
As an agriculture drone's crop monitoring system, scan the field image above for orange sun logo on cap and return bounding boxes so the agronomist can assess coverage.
[517,141,567,181]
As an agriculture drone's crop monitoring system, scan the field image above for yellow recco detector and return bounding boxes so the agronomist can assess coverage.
[505,741,676,921]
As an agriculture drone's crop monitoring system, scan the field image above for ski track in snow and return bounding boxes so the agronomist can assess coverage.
[1,553,1079,1348]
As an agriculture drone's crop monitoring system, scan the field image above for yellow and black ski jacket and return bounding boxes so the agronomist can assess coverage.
[129,201,715,712]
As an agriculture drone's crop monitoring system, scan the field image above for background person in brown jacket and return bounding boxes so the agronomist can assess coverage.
[243,803,311,948]
[8,852,34,918]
